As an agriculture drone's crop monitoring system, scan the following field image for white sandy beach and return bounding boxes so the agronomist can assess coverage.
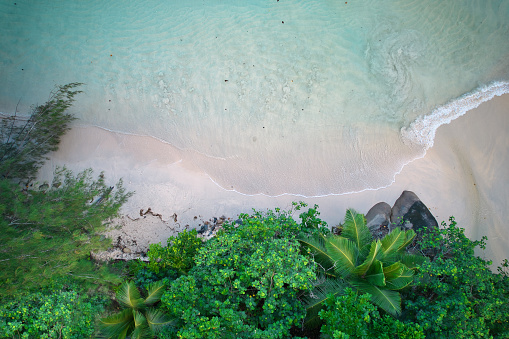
[38,94,509,266]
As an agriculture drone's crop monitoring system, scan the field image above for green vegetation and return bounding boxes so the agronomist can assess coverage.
[0,84,133,338]
[98,281,175,339]
[319,288,424,338]
[159,207,317,338]
[0,280,106,339]
[0,168,131,294]
[299,209,424,325]
[401,218,509,338]
[147,229,203,275]
[1,84,508,338]
[0,83,81,181]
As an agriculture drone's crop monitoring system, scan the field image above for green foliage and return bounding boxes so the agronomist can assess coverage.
[402,217,509,338]
[296,203,330,236]
[0,281,106,338]
[129,260,178,291]
[0,168,132,295]
[299,209,423,326]
[98,281,175,339]
[0,83,82,181]
[319,288,424,339]
[147,229,203,275]
[160,208,316,338]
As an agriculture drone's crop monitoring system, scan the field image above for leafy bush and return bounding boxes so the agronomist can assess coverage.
[0,282,106,338]
[129,260,178,291]
[402,217,509,338]
[319,288,424,339]
[160,208,317,338]
[147,229,203,275]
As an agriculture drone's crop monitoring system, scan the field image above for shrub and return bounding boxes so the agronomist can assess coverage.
[160,208,317,338]
[147,229,203,275]
[319,288,424,339]
[402,217,509,338]
[0,282,106,339]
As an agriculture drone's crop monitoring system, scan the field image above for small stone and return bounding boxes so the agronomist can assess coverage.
[123,247,132,254]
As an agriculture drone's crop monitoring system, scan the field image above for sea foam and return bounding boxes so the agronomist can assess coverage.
[401,81,509,149]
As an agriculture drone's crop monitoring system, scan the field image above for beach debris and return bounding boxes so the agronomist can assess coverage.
[139,207,164,220]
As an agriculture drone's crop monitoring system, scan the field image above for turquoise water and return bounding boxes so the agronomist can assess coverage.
[1,0,508,195]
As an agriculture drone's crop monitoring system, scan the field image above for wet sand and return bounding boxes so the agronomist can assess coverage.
[38,94,509,265]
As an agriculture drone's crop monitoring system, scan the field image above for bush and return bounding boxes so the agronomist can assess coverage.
[160,208,317,338]
[319,288,424,339]
[0,282,106,338]
[402,217,509,338]
[147,229,203,275]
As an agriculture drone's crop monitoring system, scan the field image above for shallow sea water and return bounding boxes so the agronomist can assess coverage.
[1,0,508,195]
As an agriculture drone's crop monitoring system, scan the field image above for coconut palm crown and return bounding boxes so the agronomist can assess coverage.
[299,208,425,326]
[98,280,175,339]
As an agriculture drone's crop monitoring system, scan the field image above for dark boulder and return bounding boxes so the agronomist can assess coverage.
[366,202,392,230]
[391,191,438,234]
[366,202,392,240]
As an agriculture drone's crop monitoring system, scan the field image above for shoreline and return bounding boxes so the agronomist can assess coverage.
[38,94,509,265]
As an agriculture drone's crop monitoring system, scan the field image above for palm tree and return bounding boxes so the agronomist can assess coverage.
[98,280,175,339]
[299,209,424,326]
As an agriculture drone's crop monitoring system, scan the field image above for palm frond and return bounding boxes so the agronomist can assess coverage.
[353,240,383,277]
[97,308,134,339]
[397,229,416,252]
[298,234,335,271]
[144,280,166,306]
[130,322,152,339]
[350,280,402,316]
[364,260,385,287]
[381,228,405,262]
[325,236,358,277]
[300,277,347,329]
[117,281,145,309]
[342,209,372,256]
[385,265,414,290]
[382,262,404,281]
[400,254,427,271]
[133,310,147,328]
[146,309,178,333]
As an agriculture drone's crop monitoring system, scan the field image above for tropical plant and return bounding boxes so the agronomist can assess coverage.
[98,281,175,339]
[147,229,203,275]
[0,83,82,181]
[319,288,424,339]
[402,217,509,338]
[0,280,106,339]
[160,208,316,338]
[299,209,424,326]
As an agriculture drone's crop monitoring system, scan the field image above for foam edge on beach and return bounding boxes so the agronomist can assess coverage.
[401,81,509,149]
